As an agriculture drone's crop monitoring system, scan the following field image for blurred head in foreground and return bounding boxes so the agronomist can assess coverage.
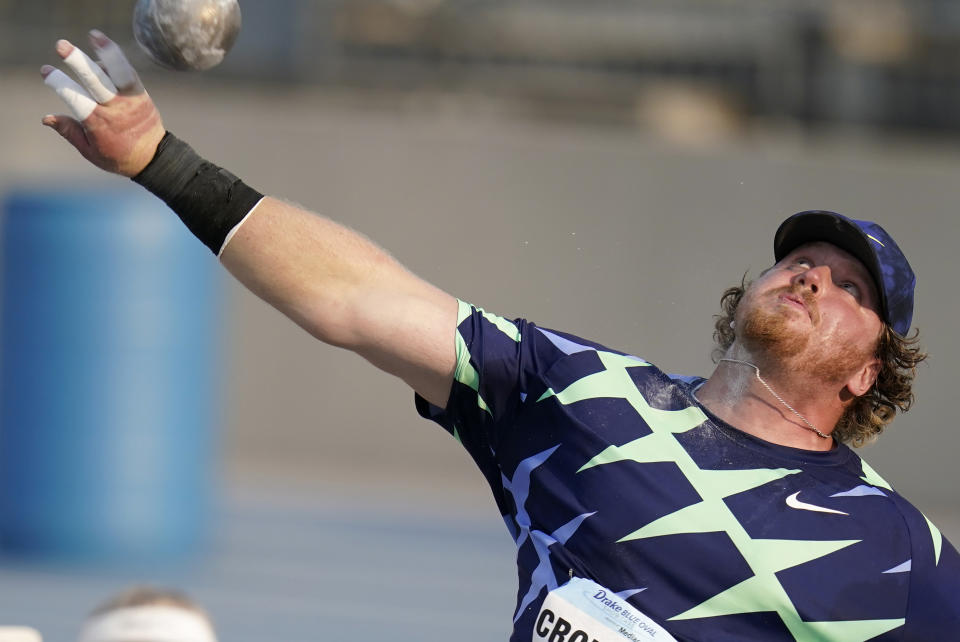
[0,627,42,642]
[77,586,217,642]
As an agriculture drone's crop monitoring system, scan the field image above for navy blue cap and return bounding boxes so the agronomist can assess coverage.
[773,210,915,336]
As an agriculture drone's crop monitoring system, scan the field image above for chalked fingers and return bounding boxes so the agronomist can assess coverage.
[42,30,165,176]
[58,38,118,104]
[90,30,144,95]
[42,65,98,121]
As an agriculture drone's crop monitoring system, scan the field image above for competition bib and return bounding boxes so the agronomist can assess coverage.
[534,578,677,642]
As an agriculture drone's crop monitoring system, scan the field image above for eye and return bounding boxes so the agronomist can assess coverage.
[791,257,813,270]
[839,281,861,299]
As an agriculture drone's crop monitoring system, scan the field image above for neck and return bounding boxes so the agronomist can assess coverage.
[695,347,840,450]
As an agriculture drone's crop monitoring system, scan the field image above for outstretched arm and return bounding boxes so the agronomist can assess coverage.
[41,31,458,407]
[219,198,457,406]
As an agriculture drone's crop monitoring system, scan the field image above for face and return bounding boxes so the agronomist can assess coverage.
[735,241,883,387]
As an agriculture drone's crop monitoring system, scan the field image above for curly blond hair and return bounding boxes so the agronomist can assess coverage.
[712,278,927,446]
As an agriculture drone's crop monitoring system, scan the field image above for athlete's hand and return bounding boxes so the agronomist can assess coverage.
[41,30,165,177]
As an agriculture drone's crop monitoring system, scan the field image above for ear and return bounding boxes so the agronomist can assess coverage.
[845,357,881,397]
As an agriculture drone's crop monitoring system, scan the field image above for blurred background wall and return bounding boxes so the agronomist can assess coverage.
[1,1,959,640]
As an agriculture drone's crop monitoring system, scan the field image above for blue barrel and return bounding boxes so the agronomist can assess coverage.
[0,184,222,561]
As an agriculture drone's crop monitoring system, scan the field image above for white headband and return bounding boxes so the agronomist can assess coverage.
[77,606,217,642]
[0,627,42,642]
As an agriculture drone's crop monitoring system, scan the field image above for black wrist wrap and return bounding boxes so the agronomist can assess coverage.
[132,131,264,254]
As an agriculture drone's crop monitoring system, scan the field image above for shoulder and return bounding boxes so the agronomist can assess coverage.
[455,300,648,369]
[849,455,944,550]
[452,300,703,409]
[846,454,960,630]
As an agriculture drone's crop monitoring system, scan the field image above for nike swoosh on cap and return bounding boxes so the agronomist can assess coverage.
[785,491,849,516]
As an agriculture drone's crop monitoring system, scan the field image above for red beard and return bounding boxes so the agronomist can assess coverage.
[739,286,814,358]
[737,285,869,384]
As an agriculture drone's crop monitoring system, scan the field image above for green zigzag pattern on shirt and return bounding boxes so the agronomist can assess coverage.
[539,349,902,641]
[454,301,493,416]
[858,458,893,491]
[795,618,906,641]
[924,515,943,566]
[544,352,704,434]
[481,309,521,342]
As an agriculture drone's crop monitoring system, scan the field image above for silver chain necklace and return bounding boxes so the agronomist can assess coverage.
[696,358,829,440]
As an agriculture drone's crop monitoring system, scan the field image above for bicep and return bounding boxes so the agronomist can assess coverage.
[351,287,459,408]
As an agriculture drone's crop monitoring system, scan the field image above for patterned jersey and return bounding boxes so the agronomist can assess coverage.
[416,301,960,641]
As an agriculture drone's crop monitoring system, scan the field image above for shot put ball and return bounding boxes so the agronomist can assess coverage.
[133,0,241,71]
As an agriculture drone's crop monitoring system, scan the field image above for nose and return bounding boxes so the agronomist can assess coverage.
[792,265,830,295]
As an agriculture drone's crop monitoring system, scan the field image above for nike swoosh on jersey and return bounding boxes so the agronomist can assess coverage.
[785,491,849,515]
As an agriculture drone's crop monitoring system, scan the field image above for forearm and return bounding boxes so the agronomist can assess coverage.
[220,197,458,406]
[133,135,457,402]
[131,133,445,346]
[219,197,443,347]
